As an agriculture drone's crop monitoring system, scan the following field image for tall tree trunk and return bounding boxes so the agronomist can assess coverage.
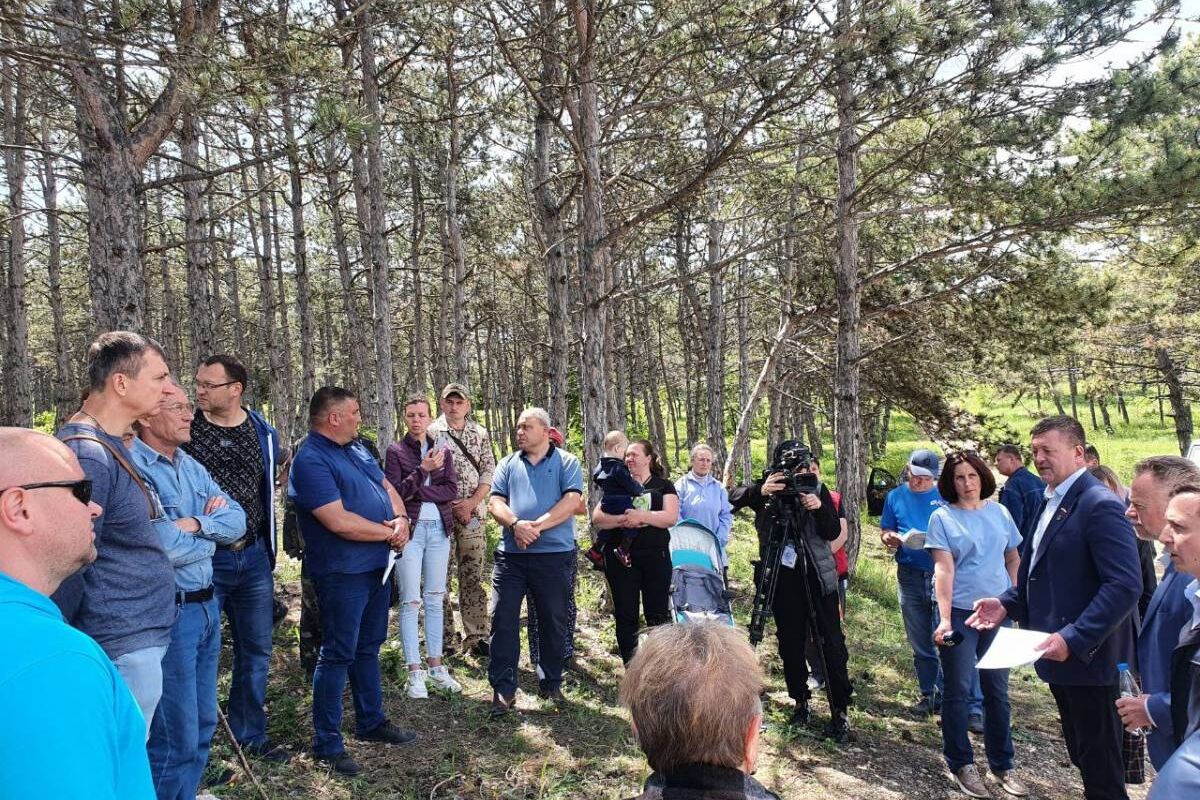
[280,76,315,405]
[1098,395,1114,435]
[703,123,726,468]
[249,134,284,425]
[1067,358,1079,420]
[408,148,427,395]
[1117,391,1130,425]
[53,0,220,332]
[2,34,31,426]
[441,45,470,385]
[325,138,371,409]
[355,0,397,448]
[736,253,752,482]
[723,315,793,487]
[568,0,610,471]
[40,115,74,425]
[1156,347,1193,456]
[270,187,296,441]
[180,108,215,360]
[832,0,865,574]
[153,169,182,373]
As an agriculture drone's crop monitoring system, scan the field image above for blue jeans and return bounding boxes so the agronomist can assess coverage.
[148,597,220,800]
[212,539,274,746]
[113,644,169,740]
[896,565,983,714]
[489,550,574,698]
[311,569,390,756]
[939,608,1014,772]
[397,519,451,665]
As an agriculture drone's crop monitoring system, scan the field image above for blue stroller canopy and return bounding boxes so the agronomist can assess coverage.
[668,519,733,625]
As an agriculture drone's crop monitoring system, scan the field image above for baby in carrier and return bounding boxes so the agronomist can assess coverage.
[585,430,649,569]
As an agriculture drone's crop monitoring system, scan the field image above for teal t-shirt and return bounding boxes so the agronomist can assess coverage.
[0,571,154,800]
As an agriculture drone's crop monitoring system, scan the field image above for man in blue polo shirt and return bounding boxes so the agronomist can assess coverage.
[289,387,415,776]
[487,407,584,717]
[995,444,1046,537]
[0,427,154,799]
[132,384,247,800]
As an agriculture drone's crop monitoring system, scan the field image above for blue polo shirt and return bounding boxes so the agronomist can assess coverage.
[0,571,154,799]
[491,443,584,553]
[880,484,947,571]
[288,431,393,577]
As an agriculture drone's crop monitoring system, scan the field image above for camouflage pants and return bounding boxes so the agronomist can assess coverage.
[299,559,322,679]
[443,518,489,646]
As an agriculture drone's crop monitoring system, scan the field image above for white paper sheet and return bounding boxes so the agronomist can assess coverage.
[382,549,398,586]
[899,529,926,550]
[977,627,1052,669]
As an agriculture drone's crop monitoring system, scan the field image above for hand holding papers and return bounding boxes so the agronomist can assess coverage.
[977,627,1054,669]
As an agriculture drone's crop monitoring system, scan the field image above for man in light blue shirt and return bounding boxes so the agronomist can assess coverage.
[487,407,584,716]
[0,427,154,800]
[675,443,733,555]
[132,385,246,800]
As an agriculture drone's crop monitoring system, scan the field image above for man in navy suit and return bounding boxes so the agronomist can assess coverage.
[1114,456,1200,769]
[1161,484,1200,753]
[969,416,1142,800]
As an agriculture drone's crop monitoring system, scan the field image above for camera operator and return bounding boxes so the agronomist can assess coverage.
[730,440,853,742]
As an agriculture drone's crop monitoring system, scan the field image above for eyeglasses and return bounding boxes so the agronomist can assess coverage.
[160,403,193,415]
[0,479,93,504]
[195,380,237,391]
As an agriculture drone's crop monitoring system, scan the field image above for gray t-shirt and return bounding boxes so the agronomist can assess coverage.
[51,423,175,659]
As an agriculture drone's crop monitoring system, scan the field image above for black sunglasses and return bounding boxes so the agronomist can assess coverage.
[0,479,93,505]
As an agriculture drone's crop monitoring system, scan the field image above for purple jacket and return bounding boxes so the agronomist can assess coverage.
[384,434,458,535]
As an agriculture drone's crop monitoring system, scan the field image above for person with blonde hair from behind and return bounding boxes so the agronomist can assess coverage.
[619,622,780,800]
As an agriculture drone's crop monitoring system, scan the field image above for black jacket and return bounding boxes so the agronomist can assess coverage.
[628,764,781,800]
[728,479,840,596]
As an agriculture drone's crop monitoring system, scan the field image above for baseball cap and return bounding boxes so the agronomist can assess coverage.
[440,383,471,402]
[907,449,940,478]
[548,427,564,447]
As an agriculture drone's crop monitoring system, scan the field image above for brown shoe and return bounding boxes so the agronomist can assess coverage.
[952,765,991,798]
[991,770,1028,797]
[489,691,515,718]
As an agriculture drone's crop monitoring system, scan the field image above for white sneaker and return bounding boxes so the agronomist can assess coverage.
[428,664,462,693]
[406,669,429,699]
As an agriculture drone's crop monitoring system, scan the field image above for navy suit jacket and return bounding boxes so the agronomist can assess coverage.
[999,470,1142,686]
[1139,563,1194,769]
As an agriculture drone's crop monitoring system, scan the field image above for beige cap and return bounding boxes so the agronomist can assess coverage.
[440,382,471,402]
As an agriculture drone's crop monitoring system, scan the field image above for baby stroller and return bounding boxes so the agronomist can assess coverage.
[667,519,734,626]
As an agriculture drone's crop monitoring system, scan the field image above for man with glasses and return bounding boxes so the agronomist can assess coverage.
[53,331,176,734]
[132,384,247,799]
[0,427,155,798]
[183,354,284,760]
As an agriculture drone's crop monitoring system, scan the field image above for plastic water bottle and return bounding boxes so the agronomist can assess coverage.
[1118,662,1151,736]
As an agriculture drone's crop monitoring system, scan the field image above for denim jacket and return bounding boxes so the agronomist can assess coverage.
[131,438,246,591]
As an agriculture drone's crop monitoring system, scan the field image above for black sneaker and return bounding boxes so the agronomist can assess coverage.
[243,740,289,762]
[359,720,417,745]
[823,709,853,743]
[316,751,361,776]
[911,696,937,717]
[789,701,811,727]
[968,713,985,734]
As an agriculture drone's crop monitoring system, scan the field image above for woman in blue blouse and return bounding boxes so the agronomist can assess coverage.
[926,451,1027,799]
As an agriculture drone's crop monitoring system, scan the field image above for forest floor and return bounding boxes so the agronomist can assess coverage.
[207,521,1152,800]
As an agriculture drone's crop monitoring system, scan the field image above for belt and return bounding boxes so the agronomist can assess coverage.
[219,534,254,552]
[175,585,215,605]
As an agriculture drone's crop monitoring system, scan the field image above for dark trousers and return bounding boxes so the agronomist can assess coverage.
[489,550,574,697]
[1049,683,1129,800]
[212,539,274,747]
[604,545,672,663]
[527,551,578,665]
[311,569,389,756]
[938,609,1013,772]
[298,559,322,679]
[774,557,852,709]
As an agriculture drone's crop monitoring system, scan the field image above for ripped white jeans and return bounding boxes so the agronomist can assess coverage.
[396,517,451,665]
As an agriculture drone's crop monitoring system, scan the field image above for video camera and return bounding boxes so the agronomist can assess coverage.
[760,441,819,499]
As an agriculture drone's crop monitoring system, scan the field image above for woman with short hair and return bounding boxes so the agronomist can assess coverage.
[926,451,1027,799]
[620,622,779,799]
[675,443,733,558]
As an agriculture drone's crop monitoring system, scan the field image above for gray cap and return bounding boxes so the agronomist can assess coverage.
[907,449,940,478]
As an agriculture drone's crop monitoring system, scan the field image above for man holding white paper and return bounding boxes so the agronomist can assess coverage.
[968,416,1142,800]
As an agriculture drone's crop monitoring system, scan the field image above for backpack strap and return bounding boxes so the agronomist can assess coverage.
[62,433,156,518]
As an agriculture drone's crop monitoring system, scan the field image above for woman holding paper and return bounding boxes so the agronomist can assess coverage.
[384,397,463,699]
[926,451,1026,799]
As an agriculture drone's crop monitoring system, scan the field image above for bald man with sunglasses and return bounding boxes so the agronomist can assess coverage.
[0,427,154,799]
